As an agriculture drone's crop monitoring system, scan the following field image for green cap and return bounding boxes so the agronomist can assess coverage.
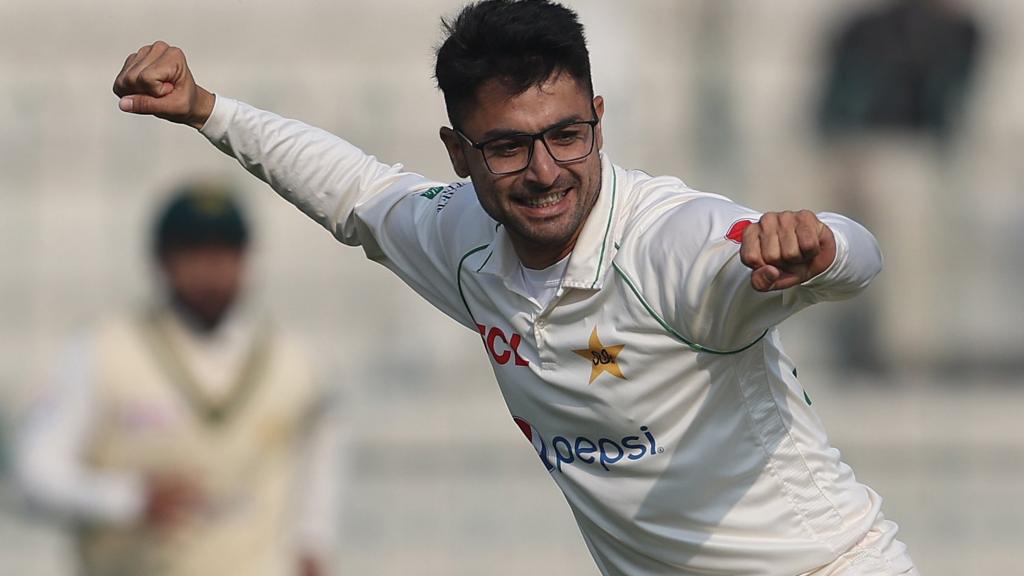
[153,182,249,256]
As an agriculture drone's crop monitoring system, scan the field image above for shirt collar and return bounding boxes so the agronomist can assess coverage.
[477,153,622,293]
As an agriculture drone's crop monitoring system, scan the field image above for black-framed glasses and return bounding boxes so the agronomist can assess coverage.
[455,118,599,175]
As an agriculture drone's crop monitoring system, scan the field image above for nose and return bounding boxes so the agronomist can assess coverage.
[523,138,560,188]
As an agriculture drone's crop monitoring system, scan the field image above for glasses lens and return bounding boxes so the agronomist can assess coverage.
[543,123,594,162]
[482,136,533,174]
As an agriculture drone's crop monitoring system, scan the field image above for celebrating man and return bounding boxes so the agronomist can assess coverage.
[111,1,917,574]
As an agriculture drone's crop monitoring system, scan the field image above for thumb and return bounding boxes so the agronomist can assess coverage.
[118,94,166,116]
[750,265,781,292]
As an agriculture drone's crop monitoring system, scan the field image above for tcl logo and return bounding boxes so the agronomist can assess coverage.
[476,324,529,367]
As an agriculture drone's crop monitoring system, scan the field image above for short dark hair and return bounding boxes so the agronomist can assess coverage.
[434,0,593,126]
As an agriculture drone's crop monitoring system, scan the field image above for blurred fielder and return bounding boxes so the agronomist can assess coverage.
[16,185,341,576]
[110,1,917,574]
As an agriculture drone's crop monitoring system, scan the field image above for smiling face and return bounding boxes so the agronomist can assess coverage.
[441,71,604,269]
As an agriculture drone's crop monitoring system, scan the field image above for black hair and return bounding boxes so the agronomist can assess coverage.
[434,0,593,126]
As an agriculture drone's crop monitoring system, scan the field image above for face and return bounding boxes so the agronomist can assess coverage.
[440,72,605,269]
[161,245,246,329]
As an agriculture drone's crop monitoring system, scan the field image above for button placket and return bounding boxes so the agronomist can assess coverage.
[534,288,566,369]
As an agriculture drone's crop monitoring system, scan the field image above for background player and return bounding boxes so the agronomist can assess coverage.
[16,183,342,576]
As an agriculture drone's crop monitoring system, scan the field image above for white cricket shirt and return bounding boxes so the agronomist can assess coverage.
[200,96,912,575]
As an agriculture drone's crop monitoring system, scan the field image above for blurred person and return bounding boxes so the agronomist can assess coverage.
[818,0,981,371]
[15,184,341,576]
[819,0,980,140]
[110,1,916,574]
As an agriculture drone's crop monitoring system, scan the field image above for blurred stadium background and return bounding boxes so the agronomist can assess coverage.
[1,0,1022,574]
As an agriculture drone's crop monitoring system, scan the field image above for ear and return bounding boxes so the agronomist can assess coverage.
[439,126,471,178]
[593,95,605,151]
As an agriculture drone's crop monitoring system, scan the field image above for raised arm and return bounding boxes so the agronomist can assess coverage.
[112,41,421,245]
[112,42,483,329]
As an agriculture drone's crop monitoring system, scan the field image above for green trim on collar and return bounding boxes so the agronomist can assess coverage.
[475,250,494,273]
[590,166,618,289]
[458,244,491,326]
[611,261,767,355]
[139,311,273,427]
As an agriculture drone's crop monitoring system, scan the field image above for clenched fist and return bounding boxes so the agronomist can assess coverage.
[740,210,836,292]
[112,41,214,129]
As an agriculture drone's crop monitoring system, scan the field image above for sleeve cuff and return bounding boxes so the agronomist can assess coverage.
[800,218,849,289]
[198,94,238,141]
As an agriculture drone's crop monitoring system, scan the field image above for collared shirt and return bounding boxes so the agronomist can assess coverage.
[198,96,900,576]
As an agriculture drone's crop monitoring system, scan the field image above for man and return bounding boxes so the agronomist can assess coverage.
[16,185,340,576]
[817,0,982,372]
[110,1,916,574]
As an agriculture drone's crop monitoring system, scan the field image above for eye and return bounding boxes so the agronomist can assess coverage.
[487,139,526,157]
[549,126,586,145]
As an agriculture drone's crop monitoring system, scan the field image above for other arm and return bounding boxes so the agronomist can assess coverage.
[15,336,203,528]
[15,338,143,524]
[635,198,881,352]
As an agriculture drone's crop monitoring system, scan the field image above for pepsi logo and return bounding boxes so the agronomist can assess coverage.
[512,416,661,473]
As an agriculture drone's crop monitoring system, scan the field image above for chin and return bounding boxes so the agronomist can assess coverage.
[524,226,577,249]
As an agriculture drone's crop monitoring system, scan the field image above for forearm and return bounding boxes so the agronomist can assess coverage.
[706,211,881,348]
[199,95,416,246]
[14,337,145,525]
[16,451,145,525]
[637,199,884,351]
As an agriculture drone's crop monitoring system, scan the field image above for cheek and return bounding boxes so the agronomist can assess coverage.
[584,159,603,194]
[208,261,244,292]
[474,190,500,219]
[473,179,511,213]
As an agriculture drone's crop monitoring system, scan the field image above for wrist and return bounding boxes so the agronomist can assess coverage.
[188,88,215,130]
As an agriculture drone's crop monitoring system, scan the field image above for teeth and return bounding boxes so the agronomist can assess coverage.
[524,190,568,208]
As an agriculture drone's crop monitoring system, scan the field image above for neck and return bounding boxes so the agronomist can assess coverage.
[169,297,229,334]
[511,233,579,270]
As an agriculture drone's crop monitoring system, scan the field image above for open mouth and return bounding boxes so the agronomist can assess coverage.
[517,188,571,209]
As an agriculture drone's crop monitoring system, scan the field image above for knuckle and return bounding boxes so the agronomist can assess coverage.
[139,65,158,81]
[799,230,819,247]
[739,245,759,266]
[152,40,169,50]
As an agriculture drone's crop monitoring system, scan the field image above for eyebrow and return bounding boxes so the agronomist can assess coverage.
[478,113,591,141]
